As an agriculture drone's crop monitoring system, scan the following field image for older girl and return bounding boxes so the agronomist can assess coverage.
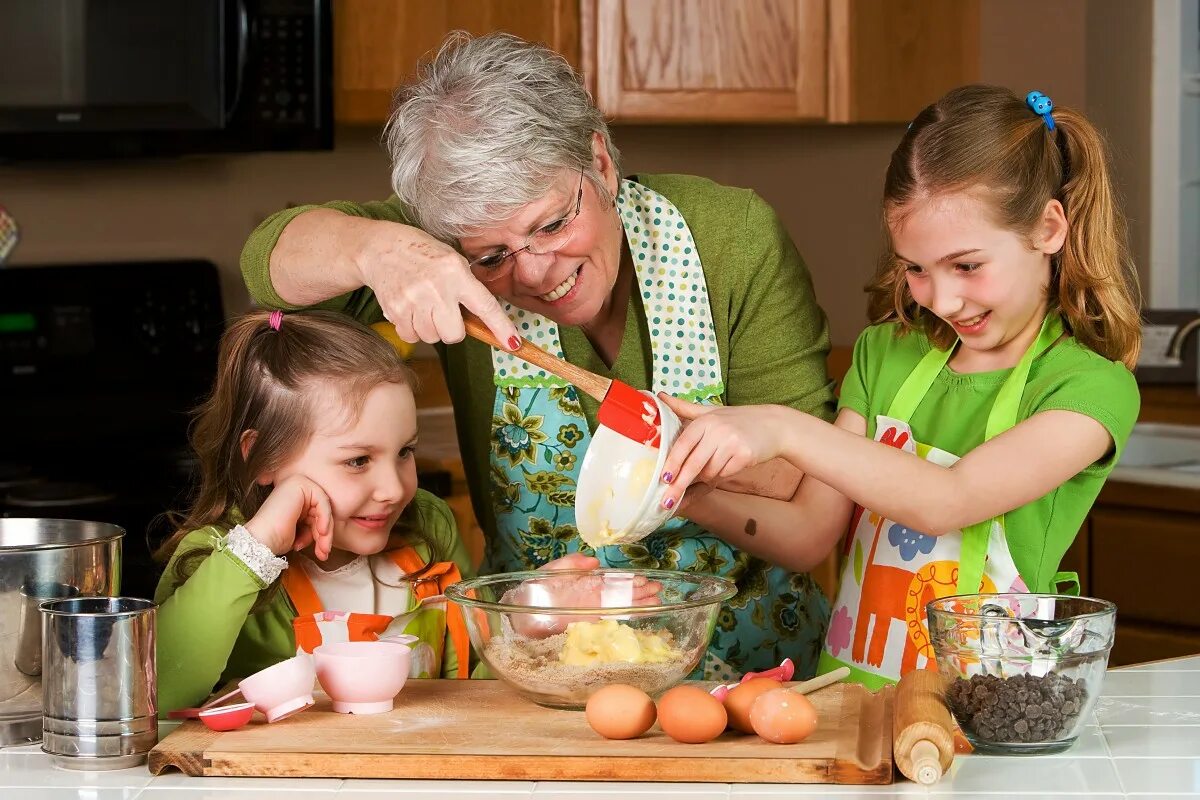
[658,85,1142,687]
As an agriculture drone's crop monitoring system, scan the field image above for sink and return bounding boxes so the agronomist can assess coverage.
[1111,422,1200,488]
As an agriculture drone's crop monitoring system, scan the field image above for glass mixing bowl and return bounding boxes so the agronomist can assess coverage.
[927,593,1116,754]
[445,568,736,709]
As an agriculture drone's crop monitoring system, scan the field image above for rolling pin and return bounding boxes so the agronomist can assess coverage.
[893,669,956,786]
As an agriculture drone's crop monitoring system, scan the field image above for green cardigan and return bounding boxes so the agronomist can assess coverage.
[154,490,472,714]
[241,173,836,552]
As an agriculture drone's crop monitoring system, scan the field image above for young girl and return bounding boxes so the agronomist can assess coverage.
[153,309,477,714]
[154,309,595,713]
[657,85,1142,688]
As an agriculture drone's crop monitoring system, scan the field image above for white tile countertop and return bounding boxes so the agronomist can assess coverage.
[2,656,1198,800]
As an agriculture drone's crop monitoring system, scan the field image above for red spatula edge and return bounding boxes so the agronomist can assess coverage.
[598,380,661,447]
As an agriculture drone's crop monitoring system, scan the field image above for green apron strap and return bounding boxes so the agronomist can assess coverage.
[1050,570,1081,596]
[955,314,1065,593]
[886,343,955,421]
[956,521,991,594]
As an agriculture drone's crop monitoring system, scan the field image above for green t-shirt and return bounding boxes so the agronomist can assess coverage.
[241,173,836,553]
[837,321,1140,593]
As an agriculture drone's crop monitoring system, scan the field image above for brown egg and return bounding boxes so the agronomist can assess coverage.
[585,684,657,740]
[657,685,728,744]
[749,688,819,744]
[723,677,783,734]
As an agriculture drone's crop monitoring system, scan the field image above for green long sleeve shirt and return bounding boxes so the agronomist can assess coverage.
[241,173,836,554]
[154,490,473,714]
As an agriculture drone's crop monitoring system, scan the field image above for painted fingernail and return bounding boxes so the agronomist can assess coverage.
[662,471,673,484]
[507,336,521,351]
[663,497,675,509]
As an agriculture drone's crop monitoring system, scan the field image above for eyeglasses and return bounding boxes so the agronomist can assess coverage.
[466,167,586,282]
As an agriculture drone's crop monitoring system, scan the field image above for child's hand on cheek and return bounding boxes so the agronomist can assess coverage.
[245,474,334,560]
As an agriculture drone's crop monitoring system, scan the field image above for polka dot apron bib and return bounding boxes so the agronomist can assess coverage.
[484,179,830,680]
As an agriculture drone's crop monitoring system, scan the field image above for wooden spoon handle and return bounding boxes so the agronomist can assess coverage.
[462,311,610,402]
[790,666,850,695]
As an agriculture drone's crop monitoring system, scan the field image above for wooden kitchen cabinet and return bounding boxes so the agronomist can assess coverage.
[1090,506,1200,629]
[1084,484,1200,666]
[825,0,979,123]
[1111,623,1200,667]
[585,0,828,122]
[582,0,979,123]
[333,0,581,125]
[334,0,979,126]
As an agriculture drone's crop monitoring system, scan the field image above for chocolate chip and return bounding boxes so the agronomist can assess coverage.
[945,673,1088,745]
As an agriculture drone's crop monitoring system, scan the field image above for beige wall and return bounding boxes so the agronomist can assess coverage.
[1,0,1141,347]
[0,130,396,325]
[1085,0,1154,290]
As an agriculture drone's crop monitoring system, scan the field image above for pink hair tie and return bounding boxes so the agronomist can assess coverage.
[268,310,284,331]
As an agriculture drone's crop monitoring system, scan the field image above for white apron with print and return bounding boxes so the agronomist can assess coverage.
[818,316,1065,689]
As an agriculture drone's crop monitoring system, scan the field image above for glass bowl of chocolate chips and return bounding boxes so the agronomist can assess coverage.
[927,593,1116,755]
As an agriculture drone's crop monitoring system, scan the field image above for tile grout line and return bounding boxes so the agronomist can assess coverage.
[1103,714,1135,799]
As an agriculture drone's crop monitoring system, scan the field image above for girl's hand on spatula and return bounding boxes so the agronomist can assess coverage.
[657,396,786,509]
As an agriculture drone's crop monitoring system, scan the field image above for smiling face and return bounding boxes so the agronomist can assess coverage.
[457,135,625,327]
[270,380,419,560]
[889,189,1068,371]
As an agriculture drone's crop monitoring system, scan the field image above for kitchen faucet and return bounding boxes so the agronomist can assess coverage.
[1166,315,1200,362]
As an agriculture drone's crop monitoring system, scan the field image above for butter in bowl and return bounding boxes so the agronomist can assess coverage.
[445,568,735,708]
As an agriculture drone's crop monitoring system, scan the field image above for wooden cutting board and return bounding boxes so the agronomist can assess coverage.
[149,680,895,784]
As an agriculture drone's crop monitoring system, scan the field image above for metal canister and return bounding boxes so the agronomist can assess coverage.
[0,518,122,747]
[39,596,157,770]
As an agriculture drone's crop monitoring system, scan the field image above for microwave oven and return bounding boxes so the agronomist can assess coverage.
[0,0,332,159]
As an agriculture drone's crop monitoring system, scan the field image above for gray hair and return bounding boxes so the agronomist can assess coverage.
[383,31,621,242]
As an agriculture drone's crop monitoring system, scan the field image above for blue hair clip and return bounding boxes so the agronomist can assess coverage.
[1025,90,1055,131]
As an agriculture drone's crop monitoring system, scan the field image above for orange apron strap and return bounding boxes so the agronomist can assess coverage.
[348,613,396,641]
[387,547,471,679]
[291,614,323,654]
[283,565,327,653]
[281,561,324,617]
[388,547,442,600]
[439,563,470,679]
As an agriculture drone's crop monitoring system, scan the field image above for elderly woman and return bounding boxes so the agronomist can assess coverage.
[241,32,834,679]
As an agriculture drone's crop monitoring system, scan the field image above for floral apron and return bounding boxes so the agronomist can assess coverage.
[282,547,470,679]
[819,314,1077,689]
[485,179,830,680]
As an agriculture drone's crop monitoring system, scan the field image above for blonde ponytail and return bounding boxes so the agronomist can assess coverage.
[1053,107,1142,368]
